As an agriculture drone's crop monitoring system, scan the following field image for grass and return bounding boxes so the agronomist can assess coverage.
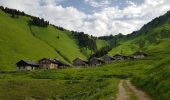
[0,10,63,70]
[132,57,170,100]
[0,58,155,100]
[0,10,108,69]
[0,10,90,69]
[0,49,169,99]
[30,25,87,63]
[0,79,119,100]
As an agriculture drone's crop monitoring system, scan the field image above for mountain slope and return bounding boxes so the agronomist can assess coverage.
[0,10,88,70]
[108,10,170,100]
[0,10,66,70]
[109,10,170,56]
[30,25,87,63]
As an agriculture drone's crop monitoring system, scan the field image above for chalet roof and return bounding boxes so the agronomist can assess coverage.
[16,60,39,67]
[103,55,114,59]
[53,59,69,66]
[73,57,88,63]
[133,51,147,56]
[39,58,53,62]
[90,57,104,63]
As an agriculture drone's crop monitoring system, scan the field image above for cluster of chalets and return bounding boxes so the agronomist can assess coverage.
[73,51,147,67]
[16,51,147,71]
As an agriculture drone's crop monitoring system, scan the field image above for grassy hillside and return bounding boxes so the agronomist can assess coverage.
[0,9,91,70]
[0,10,66,70]
[30,25,87,63]
[107,10,170,100]
[109,24,170,56]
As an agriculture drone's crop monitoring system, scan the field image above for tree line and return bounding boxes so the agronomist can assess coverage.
[0,6,26,18]
[71,31,97,51]
[0,6,49,27]
[30,17,49,27]
[89,45,113,59]
[99,33,126,47]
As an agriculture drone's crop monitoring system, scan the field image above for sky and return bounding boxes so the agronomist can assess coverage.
[0,0,170,36]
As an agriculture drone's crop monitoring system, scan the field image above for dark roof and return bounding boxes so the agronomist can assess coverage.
[16,60,39,67]
[103,55,115,59]
[39,58,53,62]
[133,51,147,56]
[53,59,69,66]
[39,58,69,66]
[90,57,104,63]
[73,57,88,63]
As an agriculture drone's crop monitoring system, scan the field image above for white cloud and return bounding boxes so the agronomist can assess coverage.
[84,0,111,8]
[0,0,170,36]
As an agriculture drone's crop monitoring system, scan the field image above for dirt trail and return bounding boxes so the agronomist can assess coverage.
[117,80,152,100]
[117,80,130,100]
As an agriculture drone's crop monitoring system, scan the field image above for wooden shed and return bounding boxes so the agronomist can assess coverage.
[102,55,115,63]
[16,60,39,71]
[72,58,88,67]
[89,57,104,66]
[39,58,58,69]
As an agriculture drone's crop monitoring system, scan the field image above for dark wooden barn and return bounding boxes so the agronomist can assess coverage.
[16,60,39,71]
[89,57,104,66]
[72,58,88,67]
[53,59,70,68]
[102,55,115,63]
[39,58,58,69]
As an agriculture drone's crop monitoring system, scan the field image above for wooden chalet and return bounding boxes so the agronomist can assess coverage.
[16,60,39,71]
[72,58,88,67]
[89,57,104,66]
[39,58,58,69]
[102,55,115,63]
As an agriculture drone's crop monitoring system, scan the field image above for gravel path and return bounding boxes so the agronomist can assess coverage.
[117,80,130,100]
[117,80,152,100]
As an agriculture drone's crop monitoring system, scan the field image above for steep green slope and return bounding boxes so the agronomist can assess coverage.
[108,10,170,56]
[30,25,87,63]
[109,26,170,56]
[0,10,67,70]
[0,10,88,70]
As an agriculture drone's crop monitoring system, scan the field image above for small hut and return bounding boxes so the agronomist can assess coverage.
[102,55,115,63]
[39,58,58,69]
[133,51,147,59]
[16,60,39,71]
[89,57,104,66]
[72,58,88,67]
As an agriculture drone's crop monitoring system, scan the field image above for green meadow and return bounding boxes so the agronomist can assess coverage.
[0,51,169,100]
